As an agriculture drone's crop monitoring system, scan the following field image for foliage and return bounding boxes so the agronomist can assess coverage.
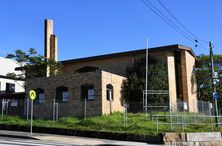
[195,54,222,105]
[123,57,168,104]
[6,48,62,81]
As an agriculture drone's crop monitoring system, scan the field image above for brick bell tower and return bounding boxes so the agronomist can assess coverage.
[44,19,58,76]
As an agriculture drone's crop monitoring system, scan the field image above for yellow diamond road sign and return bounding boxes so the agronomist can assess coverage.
[29,90,36,100]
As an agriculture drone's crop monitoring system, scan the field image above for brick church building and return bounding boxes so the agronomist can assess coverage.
[26,19,198,119]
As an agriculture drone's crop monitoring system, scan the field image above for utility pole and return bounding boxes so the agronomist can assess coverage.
[145,37,148,118]
[209,41,219,127]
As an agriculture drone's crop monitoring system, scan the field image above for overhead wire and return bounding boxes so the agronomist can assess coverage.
[157,0,208,45]
[140,0,197,44]
[140,0,209,49]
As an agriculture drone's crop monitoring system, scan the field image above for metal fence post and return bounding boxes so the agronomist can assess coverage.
[53,98,55,122]
[1,98,4,117]
[56,103,59,121]
[202,100,204,114]
[170,106,173,130]
[123,101,128,127]
[156,115,158,134]
[126,103,128,126]
[208,102,212,116]
[26,98,29,121]
[182,114,184,132]
[5,101,8,116]
[84,98,87,119]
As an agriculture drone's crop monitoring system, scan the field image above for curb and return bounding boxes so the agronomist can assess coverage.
[0,133,39,140]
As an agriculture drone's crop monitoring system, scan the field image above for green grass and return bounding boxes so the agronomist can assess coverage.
[1,112,222,136]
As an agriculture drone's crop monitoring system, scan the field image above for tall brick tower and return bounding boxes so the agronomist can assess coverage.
[44,19,58,76]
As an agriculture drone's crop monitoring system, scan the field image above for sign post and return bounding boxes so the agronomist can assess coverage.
[28,90,36,135]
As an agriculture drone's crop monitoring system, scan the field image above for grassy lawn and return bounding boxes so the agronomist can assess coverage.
[0,112,222,136]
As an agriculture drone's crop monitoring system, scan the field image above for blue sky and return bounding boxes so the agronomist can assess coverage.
[0,0,221,61]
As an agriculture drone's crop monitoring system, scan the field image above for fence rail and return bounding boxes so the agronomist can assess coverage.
[152,114,221,133]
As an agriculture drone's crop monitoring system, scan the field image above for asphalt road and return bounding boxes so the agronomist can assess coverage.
[0,130,162,146]
[0,136,76,146]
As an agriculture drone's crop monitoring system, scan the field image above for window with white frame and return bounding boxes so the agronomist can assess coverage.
[35,88,45,104]
[62,90,69,102]
[106,84,114,101]
[81,84,95,101]
[56,86,69,102]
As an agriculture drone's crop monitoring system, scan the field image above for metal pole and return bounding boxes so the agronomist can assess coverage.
[182,114,184,132]
[145,37,148,118]
[170,107,173,130]
[209,102,211,116]
[109,92,112,114]
[26,98,29,121]
[156,115,158,134]
[53,98,55,122]
[126,103,128,126]
[56,103,58,121]
[30,99,33,135]
[6,101,8,116]
[84,98,87,118]
[209,41,219,127]
[202,100,204,114]
[123,103,125,127]
[1,98,4,117]
[123,100,126,127]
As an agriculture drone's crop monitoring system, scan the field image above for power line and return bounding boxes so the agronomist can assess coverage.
[141,0,197,44]
[140,0,208,48]
[157,0,208,45]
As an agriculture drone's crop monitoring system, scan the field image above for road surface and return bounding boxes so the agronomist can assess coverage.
[0,136,75,146]
[0,130,162,145]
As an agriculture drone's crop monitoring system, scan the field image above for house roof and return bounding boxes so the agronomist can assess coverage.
[0,57,22,76]
[60,44,196,64]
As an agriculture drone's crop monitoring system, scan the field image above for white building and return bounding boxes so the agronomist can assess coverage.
[0,57,25,93]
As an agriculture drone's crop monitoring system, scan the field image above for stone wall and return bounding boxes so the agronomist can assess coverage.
[163,132,222,145]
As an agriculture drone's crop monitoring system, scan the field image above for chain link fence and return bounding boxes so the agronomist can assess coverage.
[0,98,25,117]
[0,95,218,131]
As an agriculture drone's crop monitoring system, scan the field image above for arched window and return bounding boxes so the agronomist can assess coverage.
[106,84,113,101]
[56,86,69,102]
[81,84,95,101]
[75,66,99,73]
[35,88,45,104]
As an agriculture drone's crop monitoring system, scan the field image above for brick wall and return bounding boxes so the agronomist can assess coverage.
[101,71,126,114]
[61,55,137,77]
[180,50,198,112]
[166,51,177,110]
[26,71,103,119]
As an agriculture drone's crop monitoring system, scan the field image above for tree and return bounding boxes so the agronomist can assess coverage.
[195,54,222,105]
[123,56,168,104]
[6,48,62,81]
